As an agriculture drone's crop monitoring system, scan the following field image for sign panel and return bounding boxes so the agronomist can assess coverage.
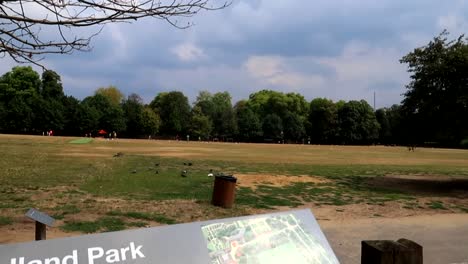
[25,208,55,227]
[0,209,339,264]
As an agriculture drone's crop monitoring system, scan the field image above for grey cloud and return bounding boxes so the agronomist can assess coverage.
[2,0,468,108]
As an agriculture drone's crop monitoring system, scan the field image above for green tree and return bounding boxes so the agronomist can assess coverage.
[41,70,65,100]
[122,93,144,138]
[95,86,124,106]
[400,31,468,146]
[3,95,35,133]
[338,100,380,144]
[77,103,100,134]
[235,100,262,142]
[0,66,41,95]
[82,94,126,133]
[62,96,82,135]
[0,66,41,133]
[308,98,338,144]
[189,106,213,140]
[375,108,391,144]
[285,93,309,118]
[283,111,305,142]
[211,92,237,139]
[150,91,191,135]
[194,91,216,118]
[141,107,161,136]
[32,96,65,132]
[262,114,283,141]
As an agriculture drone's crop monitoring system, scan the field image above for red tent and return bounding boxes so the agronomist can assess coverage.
[98,129,107,135]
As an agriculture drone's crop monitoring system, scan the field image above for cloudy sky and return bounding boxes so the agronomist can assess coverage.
[1,0,468,107]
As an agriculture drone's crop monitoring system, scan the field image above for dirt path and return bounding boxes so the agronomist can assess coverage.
[321,213,468,264]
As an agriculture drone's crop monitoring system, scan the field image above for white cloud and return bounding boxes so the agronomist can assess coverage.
[318,41,406,84]
[171,43,205,62]
[244,56,325,90]
[315,42,408,106]
[241,43,408,107]
[244,56,284,78]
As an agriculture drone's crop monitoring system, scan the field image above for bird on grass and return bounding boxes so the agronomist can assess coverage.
[181,170,188,177]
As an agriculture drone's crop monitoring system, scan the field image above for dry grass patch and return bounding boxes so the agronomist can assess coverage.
[236,174,330,190]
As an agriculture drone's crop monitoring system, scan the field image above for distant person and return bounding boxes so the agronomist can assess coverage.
[113,131,117,139]
[187,135,190,141]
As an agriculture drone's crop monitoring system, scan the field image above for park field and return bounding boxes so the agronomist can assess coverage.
[1,134,468,244]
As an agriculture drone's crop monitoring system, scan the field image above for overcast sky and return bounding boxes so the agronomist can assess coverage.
[1,0,467,108]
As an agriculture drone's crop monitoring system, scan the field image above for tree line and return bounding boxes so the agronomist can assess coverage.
[0,32,467,147]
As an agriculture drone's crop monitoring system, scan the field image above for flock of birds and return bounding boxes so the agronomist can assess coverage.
[118,152,215,178]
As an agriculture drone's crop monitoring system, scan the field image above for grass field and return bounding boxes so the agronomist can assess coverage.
[1,134,468,240]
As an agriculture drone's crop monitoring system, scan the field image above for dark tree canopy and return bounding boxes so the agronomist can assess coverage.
[150,91,191,136]
[308,98,338,144]
[0,0,229,66]
[338,100,379,144]
[400,31,468,146]
[235,100,262,142]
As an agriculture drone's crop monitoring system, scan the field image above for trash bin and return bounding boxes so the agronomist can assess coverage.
[211,175,237,208]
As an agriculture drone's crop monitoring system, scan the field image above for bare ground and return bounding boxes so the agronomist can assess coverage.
[236,173,330,190]
[2,172,468,245]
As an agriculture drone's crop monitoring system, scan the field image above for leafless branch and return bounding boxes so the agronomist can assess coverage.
[0,0,230,67]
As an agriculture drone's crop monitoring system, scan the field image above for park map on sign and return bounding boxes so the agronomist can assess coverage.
[201,214,338,264]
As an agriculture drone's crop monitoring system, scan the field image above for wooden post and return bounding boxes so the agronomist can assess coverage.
[361,239,422,264]
[396,239,423,264]
[35,221,46,241]
[361,240,399,264]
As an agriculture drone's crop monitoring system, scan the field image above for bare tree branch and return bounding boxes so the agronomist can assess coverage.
[0,0,230,67]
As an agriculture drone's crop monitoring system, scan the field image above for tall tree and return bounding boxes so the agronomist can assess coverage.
[338,100,380,144]
[194,91,216,118]
[283,111,305,142]
[189,106,213,140]
[235,100,262,142]
[122,93,144,138]
[262,114,283,141]
[41,70,65,100]
[150,91,191,136]
[141,107,161,137]
[95,86,124,106]
[375,108,391,144]
[82,93,126,133]
[308,98,338,144]
[0,66,41,133]
[400,31,468,146]
[62,96,82,135]
[211,92,237,139]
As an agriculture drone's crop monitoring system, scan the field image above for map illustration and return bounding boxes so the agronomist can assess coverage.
[201,214,339,264]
